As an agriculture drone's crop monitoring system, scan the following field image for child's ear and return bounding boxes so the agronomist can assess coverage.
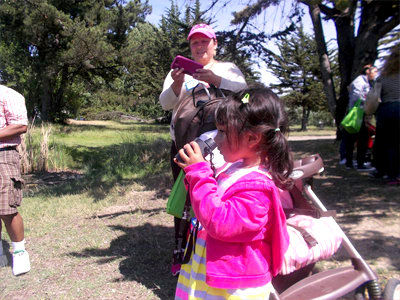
[247,132,262,149]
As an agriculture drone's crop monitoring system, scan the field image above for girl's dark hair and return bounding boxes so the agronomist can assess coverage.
[215,83,294,190]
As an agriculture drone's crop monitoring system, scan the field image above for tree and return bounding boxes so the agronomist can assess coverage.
[0,0,151,122]
[268,24,328,130]
[226,0,399,131]
[157,0,262,83]
[121,23,172,118]
[299,0,400,131]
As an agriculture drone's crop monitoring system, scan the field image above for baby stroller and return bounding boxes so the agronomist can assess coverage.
[271,154,399,300]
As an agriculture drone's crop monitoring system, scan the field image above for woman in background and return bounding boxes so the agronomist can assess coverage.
[370,45,400,184]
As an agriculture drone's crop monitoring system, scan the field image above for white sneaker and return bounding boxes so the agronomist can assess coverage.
[0,254,8,267]
[12,250,31,276]
[339,158,346,165]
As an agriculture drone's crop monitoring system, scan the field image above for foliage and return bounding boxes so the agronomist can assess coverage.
[122,23,172,119]
[300,0,400,125]
[0,0,264,121]
[0,0,151,122]
[229,0,399,127]
[268,25,329,131]
[158,0,262,85]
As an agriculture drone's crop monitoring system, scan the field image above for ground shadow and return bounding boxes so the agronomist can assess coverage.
[290,138,400,270]
[0,240,11,267]
[326,229,400,269]
[289,139,400,211]
[69,220,177,300]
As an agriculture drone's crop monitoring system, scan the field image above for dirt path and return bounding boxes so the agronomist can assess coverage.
[288,135,336,141]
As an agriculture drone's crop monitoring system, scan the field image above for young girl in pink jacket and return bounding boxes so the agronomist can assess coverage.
[174,84,293,299]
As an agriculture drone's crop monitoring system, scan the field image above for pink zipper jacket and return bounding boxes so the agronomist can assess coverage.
[184,161,289,289]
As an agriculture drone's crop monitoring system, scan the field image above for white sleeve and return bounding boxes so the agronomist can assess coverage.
[159,70,179,111]
[217,63,247,92]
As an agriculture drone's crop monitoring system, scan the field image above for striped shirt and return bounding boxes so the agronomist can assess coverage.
[378,74,400,104]
[0,85,28,148]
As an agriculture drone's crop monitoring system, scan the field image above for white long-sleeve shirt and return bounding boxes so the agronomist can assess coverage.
[348,74,371,109]
[159,61,247,141]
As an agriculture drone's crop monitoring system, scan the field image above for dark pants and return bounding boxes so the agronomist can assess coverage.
[345,117,369,168]
[340,128,348,161]
[372,102,400,179]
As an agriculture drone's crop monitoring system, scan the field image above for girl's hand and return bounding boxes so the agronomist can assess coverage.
[174,141,206,169]
[193,69,222,87]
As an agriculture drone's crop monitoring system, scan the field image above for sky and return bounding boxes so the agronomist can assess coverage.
[145,0,337,85]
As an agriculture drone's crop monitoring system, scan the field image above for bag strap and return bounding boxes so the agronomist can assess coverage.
[179,219,199,264]
[191,83,226,107]
[175,193,192,263]
[192,83,211,107]
[286,223,318,247]
[210,84,226,98]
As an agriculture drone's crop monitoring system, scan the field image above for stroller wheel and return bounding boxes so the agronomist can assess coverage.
[355,281,382,300]
[383,278,400,300]
[355,284,366,300]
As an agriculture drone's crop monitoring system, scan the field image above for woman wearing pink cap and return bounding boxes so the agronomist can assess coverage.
[159,23,247,276]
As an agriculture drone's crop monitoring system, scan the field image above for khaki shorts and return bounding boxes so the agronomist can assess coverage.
[0,150,24,215]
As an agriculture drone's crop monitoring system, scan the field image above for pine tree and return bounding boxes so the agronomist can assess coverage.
[269,25,328,131]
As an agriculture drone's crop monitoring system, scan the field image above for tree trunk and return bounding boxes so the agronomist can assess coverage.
[306,3,337,120]
[41,76,52,122]
[333,12,355,127]
[54,65,69,120]
[301,104,309,131]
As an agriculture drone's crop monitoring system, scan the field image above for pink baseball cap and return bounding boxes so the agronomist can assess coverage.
[187,24,216,40]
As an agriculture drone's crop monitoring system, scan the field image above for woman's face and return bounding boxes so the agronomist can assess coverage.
[189,33,217,65]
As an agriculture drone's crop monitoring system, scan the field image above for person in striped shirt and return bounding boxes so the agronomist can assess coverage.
[0,84,31,276]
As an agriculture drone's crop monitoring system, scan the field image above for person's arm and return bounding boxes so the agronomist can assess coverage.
[184,162,271,243]
[218,63,247,91]
[0,87,28,141]
[0,125,28,141]
[159,69,186,111]
[193,62,247,91]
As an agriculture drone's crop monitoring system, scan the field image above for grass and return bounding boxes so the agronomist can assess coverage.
[1,120,398,299]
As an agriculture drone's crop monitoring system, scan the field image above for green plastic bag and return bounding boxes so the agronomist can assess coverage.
[166,170,187,218]
[341,99,364,134]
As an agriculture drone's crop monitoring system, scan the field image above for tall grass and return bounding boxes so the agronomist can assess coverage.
[19,121,51,173]
[19,120,172,189]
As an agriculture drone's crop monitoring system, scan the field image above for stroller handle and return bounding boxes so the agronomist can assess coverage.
[290,154,324,180]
